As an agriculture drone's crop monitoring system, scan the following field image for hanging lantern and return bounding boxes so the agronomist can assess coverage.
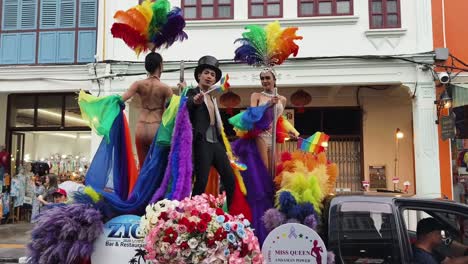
[220,91,241,115]
[290,89,311,113]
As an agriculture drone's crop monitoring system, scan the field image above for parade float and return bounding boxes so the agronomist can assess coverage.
[26,0,338,263]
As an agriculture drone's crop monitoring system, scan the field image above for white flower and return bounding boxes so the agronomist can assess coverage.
[188,238,199,249]
[150,214,159,225]
[145,204,155,215]
[182,248,191,257]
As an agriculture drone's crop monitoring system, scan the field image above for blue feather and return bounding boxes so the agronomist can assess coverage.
[278,191,297,214]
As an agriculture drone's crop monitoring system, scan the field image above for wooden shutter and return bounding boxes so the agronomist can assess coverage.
[79,0,97,27]
[18,33,37,64]
[60,0,76,28]
[38,32,58,63]
[20,0,37,29]
[1,34,19,64]
[40,0,58,28]
[77,30,95,62]
[2,0,19,30]
[57,31,75,63]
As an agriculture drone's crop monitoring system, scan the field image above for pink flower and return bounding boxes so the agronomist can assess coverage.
[177,224,187,233]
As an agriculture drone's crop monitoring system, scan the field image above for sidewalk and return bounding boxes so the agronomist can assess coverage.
[0,222,32,263]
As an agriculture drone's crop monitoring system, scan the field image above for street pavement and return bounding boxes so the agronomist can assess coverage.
[0,222,31,263]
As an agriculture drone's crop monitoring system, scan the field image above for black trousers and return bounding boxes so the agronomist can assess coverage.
[192,140,235,207]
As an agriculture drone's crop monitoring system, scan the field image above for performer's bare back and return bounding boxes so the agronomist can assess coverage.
[122,77,173,165]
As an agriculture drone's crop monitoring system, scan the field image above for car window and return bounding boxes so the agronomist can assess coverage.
[337,202,401,264]
[401,208,468,261]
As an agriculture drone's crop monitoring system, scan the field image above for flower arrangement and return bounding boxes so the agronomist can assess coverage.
[140,194,263,264]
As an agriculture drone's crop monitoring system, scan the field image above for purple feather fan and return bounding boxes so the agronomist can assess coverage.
[27,204,103,264]
[152,8,188,49]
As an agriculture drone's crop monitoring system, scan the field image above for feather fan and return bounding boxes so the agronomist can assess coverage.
[111,0,187,55]
[234,21,302,67]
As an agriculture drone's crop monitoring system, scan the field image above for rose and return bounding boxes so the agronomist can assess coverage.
[162,227,178,243]
[177,224,188,233]
[215,208,225,216]
[214,227,227,241]
[200,212,212,223]
[180,241,189,250]
[187,221,197,233]
[197,221,208,232]
[191,210,200,216]
[159,211,169,221]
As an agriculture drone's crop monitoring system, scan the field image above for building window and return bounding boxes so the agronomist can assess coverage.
[369,0,401,29]
[182,0,233,20]
[298,0,353,17]
[0,0,98,65]
[249,0,282,18]
[8,93,88,129]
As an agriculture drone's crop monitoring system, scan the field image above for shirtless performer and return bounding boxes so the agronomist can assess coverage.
[122,52,173,166]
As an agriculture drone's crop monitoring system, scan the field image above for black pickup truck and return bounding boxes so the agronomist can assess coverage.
[321,194,468,264]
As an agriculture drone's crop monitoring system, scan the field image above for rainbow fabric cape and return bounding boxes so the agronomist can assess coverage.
[111,0,187,55]
[78,92,192,216]
[229,104,299,143]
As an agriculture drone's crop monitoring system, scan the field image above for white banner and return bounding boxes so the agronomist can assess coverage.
[262,223,327,264]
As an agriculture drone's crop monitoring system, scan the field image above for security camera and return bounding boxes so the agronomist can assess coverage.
[438,72,450,84]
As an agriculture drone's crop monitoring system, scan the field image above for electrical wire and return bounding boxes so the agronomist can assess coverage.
[4,52,468,82]
[355,86,389,107]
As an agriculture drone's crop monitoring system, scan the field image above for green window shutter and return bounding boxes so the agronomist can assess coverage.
[40,0,57,29]
[2,0,19,30]
[59,0,76,28]
[19,0,37,29]
[79,0,97,28]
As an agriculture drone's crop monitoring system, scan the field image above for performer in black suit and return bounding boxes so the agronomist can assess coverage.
[186,56,235,207]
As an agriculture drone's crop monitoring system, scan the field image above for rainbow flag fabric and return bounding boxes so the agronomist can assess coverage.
[300,132,330,154]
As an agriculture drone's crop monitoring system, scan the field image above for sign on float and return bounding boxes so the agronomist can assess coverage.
[92,215,148,263]
[262,223,327,264]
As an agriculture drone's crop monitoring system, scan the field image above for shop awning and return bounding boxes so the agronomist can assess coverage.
[453,83,468,107]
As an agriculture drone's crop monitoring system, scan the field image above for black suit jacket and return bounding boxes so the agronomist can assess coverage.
[186,87,222,142]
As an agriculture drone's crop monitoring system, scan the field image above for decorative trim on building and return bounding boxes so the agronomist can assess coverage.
[365,28,407,50]
[185,16,359,29]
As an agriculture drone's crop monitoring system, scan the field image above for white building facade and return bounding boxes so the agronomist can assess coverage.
[0,0,440,196]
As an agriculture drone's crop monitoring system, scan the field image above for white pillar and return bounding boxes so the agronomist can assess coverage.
[411,80,441,197]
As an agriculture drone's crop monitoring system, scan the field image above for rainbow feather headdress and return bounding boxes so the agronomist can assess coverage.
[111,0,188,55]
[234,21,303,69]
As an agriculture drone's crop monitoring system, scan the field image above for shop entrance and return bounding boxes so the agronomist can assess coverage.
[6,93,91,176]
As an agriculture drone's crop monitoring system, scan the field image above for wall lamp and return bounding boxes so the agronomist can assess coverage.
[434,89,453,124]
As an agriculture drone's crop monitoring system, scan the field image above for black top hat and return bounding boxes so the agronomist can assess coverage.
[194,55,222,83]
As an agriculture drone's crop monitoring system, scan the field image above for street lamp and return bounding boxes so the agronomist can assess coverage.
[394,128,404,191]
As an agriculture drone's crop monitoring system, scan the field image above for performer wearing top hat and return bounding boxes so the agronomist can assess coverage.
[186,55,235,207]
